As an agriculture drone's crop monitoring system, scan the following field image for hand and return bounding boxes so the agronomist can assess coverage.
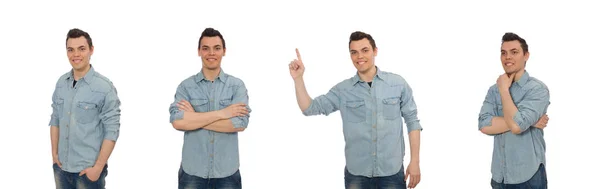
[79,166,103,182]
[534,114,549,129]
[218,103,248,119]
[289,48,305,80]
[177,100,195,112]
[496,73,515,91]
[52,154,62,168]
[405,162,421,188]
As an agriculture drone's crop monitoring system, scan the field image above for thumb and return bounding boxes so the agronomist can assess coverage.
[79,169,87,176]
[405,171,409,182]
[57,161,62,168]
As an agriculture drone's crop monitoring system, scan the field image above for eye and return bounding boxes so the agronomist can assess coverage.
[351,51,357,55]
[511,51,518,55]
[202,47,208,51]
[362,49,368,53]
[67,49,73,52]
[501,52,506,55]
[216,47,221,50]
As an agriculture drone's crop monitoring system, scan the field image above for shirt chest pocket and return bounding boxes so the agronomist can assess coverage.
[382,97,401,120]
[76,102,99,124]
[190,99,209,112]
[219,99,232,109]
[344,100,366,123]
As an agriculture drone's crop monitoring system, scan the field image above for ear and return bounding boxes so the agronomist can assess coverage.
[89,46,94,56]
[373,47,378,57]
[223,48,226,57]
[197,49,202,57]
[524,51,530,62]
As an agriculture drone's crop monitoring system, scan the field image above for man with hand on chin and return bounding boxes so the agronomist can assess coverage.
[50,28,121,189]
[478,32,551,188]
[169,27,250,189]
[289,31,422,189]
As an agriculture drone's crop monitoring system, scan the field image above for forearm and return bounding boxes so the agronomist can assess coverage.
[203,119,245,133]
[294,77,312,111]
[480,117,511,135]
[408,130,420,163]
[499,89,520,134]
[173,111,223,131]
[94,139,115,168]
[50,126,59,157]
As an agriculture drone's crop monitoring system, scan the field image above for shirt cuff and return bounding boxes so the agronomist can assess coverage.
[406,120,423,132]
[170,111,184,123]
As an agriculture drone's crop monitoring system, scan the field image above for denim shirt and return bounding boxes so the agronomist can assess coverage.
[49,65,121,173]
[302,68,422,177]
[169,69,250,179]
[478,71,550,184]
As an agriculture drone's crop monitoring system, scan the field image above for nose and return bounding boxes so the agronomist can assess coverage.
[209,49,216,55]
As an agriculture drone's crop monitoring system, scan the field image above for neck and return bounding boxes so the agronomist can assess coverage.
[358,66,377,82]
[202,67,221,81]
[73,65,91,81]
[510,69,526,82]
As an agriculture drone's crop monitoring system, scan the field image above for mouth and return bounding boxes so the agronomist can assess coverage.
[206,58,218,62]
[356,61,367,65]
[504,62,514,66]
[72,59,83,63]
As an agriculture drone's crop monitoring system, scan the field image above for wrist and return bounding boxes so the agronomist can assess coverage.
[293,76,304,82]
[94,162,106,169]
[410,159,420,164]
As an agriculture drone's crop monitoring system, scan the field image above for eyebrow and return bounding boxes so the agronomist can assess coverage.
[67,45,86,49]
[501,48,519,52]
[201,45,222,48]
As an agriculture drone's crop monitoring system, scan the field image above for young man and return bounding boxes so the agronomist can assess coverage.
[288,31,422,189]
[478,32,551,188]
[49,28,121,189]
[169,28,250,189]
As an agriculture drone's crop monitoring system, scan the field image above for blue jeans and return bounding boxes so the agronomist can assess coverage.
[178,167,242,189]
[491,164,547,189]
[345,167,407,189]
[53,163,108,189]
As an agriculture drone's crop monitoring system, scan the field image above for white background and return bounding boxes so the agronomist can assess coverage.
[1,0,598,188]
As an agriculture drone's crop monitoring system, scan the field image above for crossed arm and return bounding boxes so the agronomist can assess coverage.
[479,87,550,135]
[170,84,250,133]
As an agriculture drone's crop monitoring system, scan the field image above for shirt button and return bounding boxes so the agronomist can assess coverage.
[67,112,70,115]
[210,154,213,157]
[210,139,214,143]
[372,125,376,128]
[372,152,376,156]
[210,99,213,102]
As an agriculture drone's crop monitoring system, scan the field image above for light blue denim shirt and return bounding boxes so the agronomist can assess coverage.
[169,69,250,179]
[49,65,121,173]
[478,71,550,184]
[302,67,422,177]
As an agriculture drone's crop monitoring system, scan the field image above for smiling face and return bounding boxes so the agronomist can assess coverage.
[66,36,93,72]
[198,36,226,70]
[349,38,378,74]
[500,40,529,75]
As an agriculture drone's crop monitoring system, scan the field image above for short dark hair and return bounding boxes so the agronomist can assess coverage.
[198,28,226,49]
[66,28,93,48]
[349,31,377,49]
[502,32,528,54]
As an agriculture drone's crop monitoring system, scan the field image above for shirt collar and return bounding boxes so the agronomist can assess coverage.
[352,66,384,85]
[66,64,95,85]
[195,68,226,83]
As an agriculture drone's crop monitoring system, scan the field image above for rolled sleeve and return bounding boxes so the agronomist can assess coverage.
[302,86,341,116]
[478,87,496,130]
[512,87,550,132]
[230,82,250,129]
[400,81,422,132]
[49,87,61,126]
[100,86,121,141]
[169,84,189,123]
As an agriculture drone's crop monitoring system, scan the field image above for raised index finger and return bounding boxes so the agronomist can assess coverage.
[295,48,302,61]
